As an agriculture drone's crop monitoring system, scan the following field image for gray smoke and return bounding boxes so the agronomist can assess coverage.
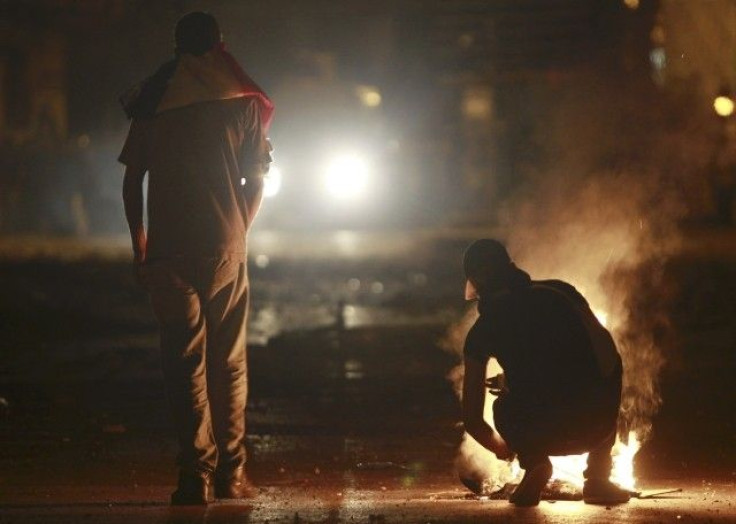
[505,170,680,440]
[443,168,683,486]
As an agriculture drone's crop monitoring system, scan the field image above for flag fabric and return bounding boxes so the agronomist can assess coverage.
[120,43,273,132]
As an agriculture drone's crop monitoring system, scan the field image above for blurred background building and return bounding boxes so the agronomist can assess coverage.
[658,0,736,225]
[0,0,733,235]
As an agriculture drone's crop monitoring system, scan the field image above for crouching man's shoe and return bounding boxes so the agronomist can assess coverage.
[171,470,213,506]
[583,479,631,505]
[214,466,257,499]
[509,459,553,507]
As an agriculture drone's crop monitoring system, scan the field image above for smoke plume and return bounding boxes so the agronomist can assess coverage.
[443,168,683,488]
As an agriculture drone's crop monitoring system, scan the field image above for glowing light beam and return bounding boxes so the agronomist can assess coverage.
[324,153,370,200]
[264,165,282,198]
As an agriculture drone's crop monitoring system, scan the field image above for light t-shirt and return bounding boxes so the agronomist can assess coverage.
[119,97,269,261]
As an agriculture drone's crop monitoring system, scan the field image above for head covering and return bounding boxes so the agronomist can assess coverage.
[120,13,274,132]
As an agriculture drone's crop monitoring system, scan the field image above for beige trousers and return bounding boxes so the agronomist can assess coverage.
[143,257,248,475]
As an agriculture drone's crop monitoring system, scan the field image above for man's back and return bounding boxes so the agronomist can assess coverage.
[120,97,266,261]
[469,279,615,406]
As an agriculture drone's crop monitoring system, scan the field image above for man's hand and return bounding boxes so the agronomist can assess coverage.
[131,229,147,287]
[132,227,147,264]
[123,163,147,284]
[485,373,508,396]
[463,357,516,461]
[489,431,514,461]
[242,169,265,226]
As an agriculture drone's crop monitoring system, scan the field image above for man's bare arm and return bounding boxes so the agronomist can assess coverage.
[462,357,512,459]
[122,164,147,263]
[242,165,265,226]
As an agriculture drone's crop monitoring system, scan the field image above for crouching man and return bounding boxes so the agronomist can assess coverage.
[460,239,631,506]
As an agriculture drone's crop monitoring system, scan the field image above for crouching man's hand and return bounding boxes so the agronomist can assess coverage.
[485,373,508,396]
[490,431,514,461]
[463,357,516,461]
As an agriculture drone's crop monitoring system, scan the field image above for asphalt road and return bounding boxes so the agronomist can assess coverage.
[0,230,734,523]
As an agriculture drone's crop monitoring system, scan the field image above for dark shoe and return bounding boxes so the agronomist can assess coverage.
[509,459,553,507]
[214,466,257,499]
[171,470,213,506]
[583,479,631,505]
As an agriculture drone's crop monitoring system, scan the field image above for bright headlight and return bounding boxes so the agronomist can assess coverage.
[324,153,369,199]
[264,165,282,198]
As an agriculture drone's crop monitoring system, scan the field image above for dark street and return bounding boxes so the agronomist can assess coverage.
[2,1,736,522]
[0,230,734,523]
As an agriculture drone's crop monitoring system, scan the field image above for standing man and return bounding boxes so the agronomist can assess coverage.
[119,12,273,505]
[461,239,631,506]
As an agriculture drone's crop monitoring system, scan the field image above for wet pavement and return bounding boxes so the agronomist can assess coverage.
[2,480,735,523]
[1,230,735,523]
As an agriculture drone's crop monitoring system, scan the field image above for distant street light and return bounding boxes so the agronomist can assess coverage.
[714,87,735,118]
[623,0,640,9]
[356,86,382,108]
[714,96,735,118]
[462,88,493,121]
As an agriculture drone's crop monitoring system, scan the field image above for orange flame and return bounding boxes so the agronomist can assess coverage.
[500,431,639,490]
